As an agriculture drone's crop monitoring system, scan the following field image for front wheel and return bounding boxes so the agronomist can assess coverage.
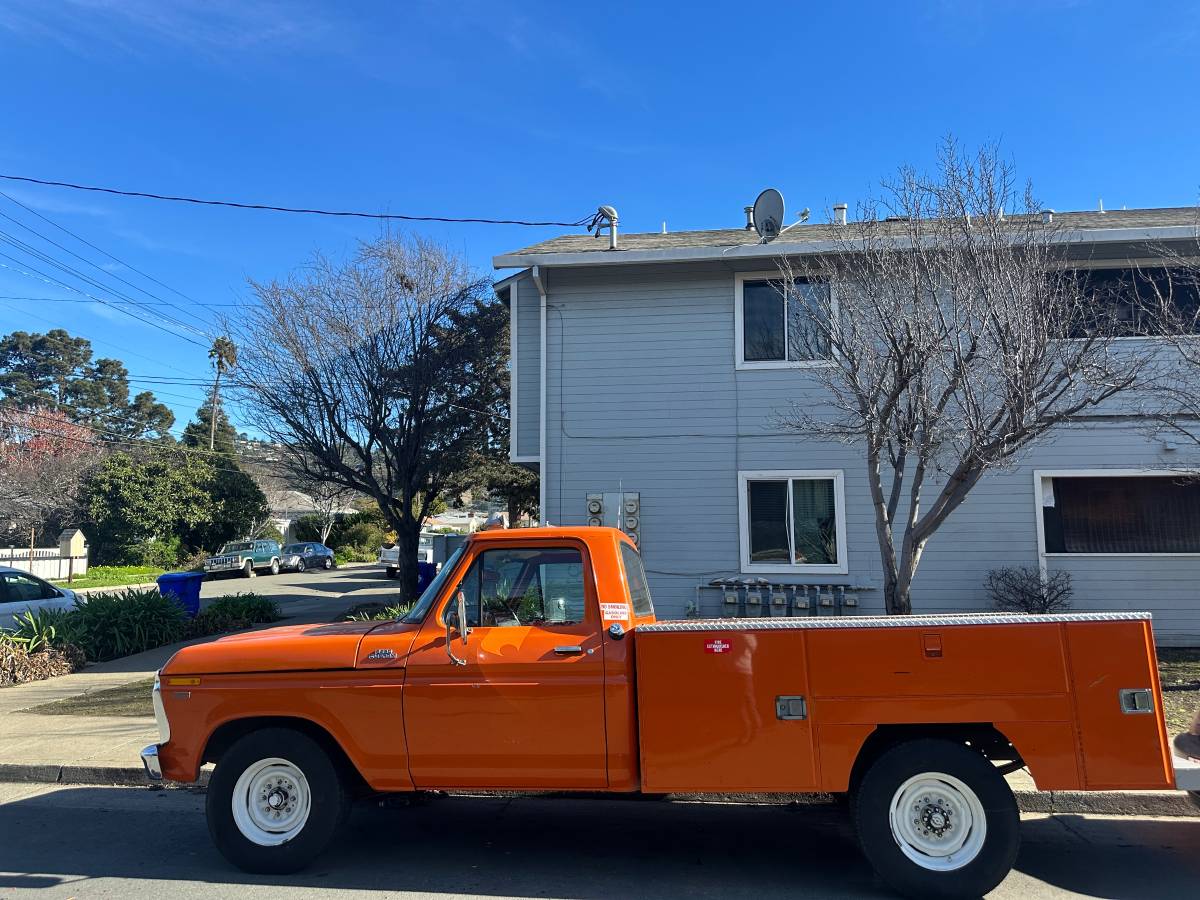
[242,560,254,578]
[385,567,397,579]
[854,739,1019,899]
[207,727,350,874]
[323,557,333,570]
[296,559,306,573]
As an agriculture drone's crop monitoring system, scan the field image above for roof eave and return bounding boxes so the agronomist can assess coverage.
[492,224,1200,270]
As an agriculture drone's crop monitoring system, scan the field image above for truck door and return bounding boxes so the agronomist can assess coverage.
[403,540,608,789]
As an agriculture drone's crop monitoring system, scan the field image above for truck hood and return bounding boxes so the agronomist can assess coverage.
[162,621,381,676]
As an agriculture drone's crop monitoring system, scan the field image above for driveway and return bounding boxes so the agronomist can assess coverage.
[0,785,1197,899]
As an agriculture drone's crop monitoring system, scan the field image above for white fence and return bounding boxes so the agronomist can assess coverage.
[0,546,89,581]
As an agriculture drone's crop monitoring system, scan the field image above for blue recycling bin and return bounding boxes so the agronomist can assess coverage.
[416,561,437,595]
[157,571,205,619]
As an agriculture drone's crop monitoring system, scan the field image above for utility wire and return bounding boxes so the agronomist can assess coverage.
[0,174,595,228]
[0,295,245,308]
[0,189,209,310]
[0,225,211,339]
[0,198,214,332]
[0,253,209,348]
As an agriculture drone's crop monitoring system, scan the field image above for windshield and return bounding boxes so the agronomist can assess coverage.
[402,545,466,624]
[221,542,253,553]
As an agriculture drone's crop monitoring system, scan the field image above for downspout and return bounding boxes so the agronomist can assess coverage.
[532,265,548,523]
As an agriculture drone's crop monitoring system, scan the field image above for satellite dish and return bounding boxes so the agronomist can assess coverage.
[752,188,785,241]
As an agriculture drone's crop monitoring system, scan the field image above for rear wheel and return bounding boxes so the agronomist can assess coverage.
[854,739,1019,899]
[242,560,254,578]
[386,567,397,578]
[207,727,350,874]
[268,558,280,576]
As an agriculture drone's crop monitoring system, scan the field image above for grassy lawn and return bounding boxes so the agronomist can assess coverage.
[21,677,156,717]
[52,566,164,591]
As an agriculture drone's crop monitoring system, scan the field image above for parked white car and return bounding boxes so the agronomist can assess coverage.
[0,566,78,629]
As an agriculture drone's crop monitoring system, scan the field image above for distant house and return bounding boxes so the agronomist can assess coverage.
[494,207,1200,644]
[265,490,357,544]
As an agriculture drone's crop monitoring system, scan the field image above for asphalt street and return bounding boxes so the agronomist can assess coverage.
[199,564,398,623]
[0,783,1197,899]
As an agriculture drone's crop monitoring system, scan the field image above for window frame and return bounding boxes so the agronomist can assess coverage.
[738,469,849,575]
[734,272,837,370]
[1034,468,1200,563]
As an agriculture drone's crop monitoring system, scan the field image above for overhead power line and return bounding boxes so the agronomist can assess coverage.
[0,173,595,228]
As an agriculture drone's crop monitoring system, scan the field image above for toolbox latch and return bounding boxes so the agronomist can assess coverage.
[775,695,808,721]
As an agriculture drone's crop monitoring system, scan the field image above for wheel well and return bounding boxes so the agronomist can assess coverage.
[847,723,1023,796]
[202,716,370,793]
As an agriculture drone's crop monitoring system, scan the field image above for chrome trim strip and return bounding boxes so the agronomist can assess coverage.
[151,673,170,744]
[639,611,1152,633]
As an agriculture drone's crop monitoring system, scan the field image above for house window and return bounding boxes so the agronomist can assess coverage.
[739,471,848,574]
[1042,475,1200,554]
[1075,268,1200,337]
[736,275,832,367]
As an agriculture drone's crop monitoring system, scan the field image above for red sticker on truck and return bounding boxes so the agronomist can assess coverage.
[705,638,732,654]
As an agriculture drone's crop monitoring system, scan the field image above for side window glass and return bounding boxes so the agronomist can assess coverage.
[449,548,586,628]
[620,542,654,617]
[5,574,48,602]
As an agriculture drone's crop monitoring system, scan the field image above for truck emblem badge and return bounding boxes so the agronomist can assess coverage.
[365,649,397,661]
[705,639,732,654]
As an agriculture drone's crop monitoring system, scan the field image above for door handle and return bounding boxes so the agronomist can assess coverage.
[553,645,584,655]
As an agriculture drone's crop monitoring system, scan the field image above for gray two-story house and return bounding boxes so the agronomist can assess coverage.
[494,208,1200,643]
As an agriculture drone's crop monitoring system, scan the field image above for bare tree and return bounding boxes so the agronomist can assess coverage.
[0,406,101,541]
[227,234,499,601]
[300,476,357,544]
[775,141,1156,614]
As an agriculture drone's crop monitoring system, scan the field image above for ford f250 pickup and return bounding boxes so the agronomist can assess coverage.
[142,526,1200,898]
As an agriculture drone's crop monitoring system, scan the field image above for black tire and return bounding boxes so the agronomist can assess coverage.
[242,560,254,578]
[854,739,1019,899]
[323,557,333,570]
[296,559,306,573]
[386,567,397,579]
[206,727,350,874]
[269,558,280,576]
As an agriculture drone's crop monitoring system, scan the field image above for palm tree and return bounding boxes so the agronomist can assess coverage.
[207,336,238,452]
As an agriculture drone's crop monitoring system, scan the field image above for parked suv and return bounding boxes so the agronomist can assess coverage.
[280,542,335,573]
[203,540,281,578]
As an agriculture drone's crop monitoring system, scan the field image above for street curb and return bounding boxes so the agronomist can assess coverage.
[0,764,1194,816]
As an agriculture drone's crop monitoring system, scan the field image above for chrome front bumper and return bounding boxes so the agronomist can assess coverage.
[140,744,162,780]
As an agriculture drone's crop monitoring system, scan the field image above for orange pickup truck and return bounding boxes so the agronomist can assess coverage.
[142,526,1199,898]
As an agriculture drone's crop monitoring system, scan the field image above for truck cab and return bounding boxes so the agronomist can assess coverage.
[146,526,1198,897]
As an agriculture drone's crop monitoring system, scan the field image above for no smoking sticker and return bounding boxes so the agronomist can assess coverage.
[600,602,629,622]
[704,638,732,654]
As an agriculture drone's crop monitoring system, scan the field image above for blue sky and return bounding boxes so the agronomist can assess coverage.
[0,0,1197,433]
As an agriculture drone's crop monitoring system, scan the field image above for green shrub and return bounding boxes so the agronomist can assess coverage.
[120,536,183,569]
[345,601,413,622]
[205,593,281,623]
[334,544,377,563]
[62,588,187,662]
[7,608,70,654]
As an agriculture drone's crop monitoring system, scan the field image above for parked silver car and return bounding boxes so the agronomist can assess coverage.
[0,566,78,629]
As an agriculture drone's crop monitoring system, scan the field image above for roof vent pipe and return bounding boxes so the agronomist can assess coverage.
[1041,209,1054,224]
[744,206,754,230]
[832,203,848,226]
[589,206,619,250]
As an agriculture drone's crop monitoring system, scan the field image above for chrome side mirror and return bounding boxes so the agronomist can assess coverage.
[445,590,470,666]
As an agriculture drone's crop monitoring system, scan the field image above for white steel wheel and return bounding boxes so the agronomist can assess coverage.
[231,757,312,847]
[888,772,987,872]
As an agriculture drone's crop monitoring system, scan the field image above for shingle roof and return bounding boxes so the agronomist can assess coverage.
[497,207,1199,263]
